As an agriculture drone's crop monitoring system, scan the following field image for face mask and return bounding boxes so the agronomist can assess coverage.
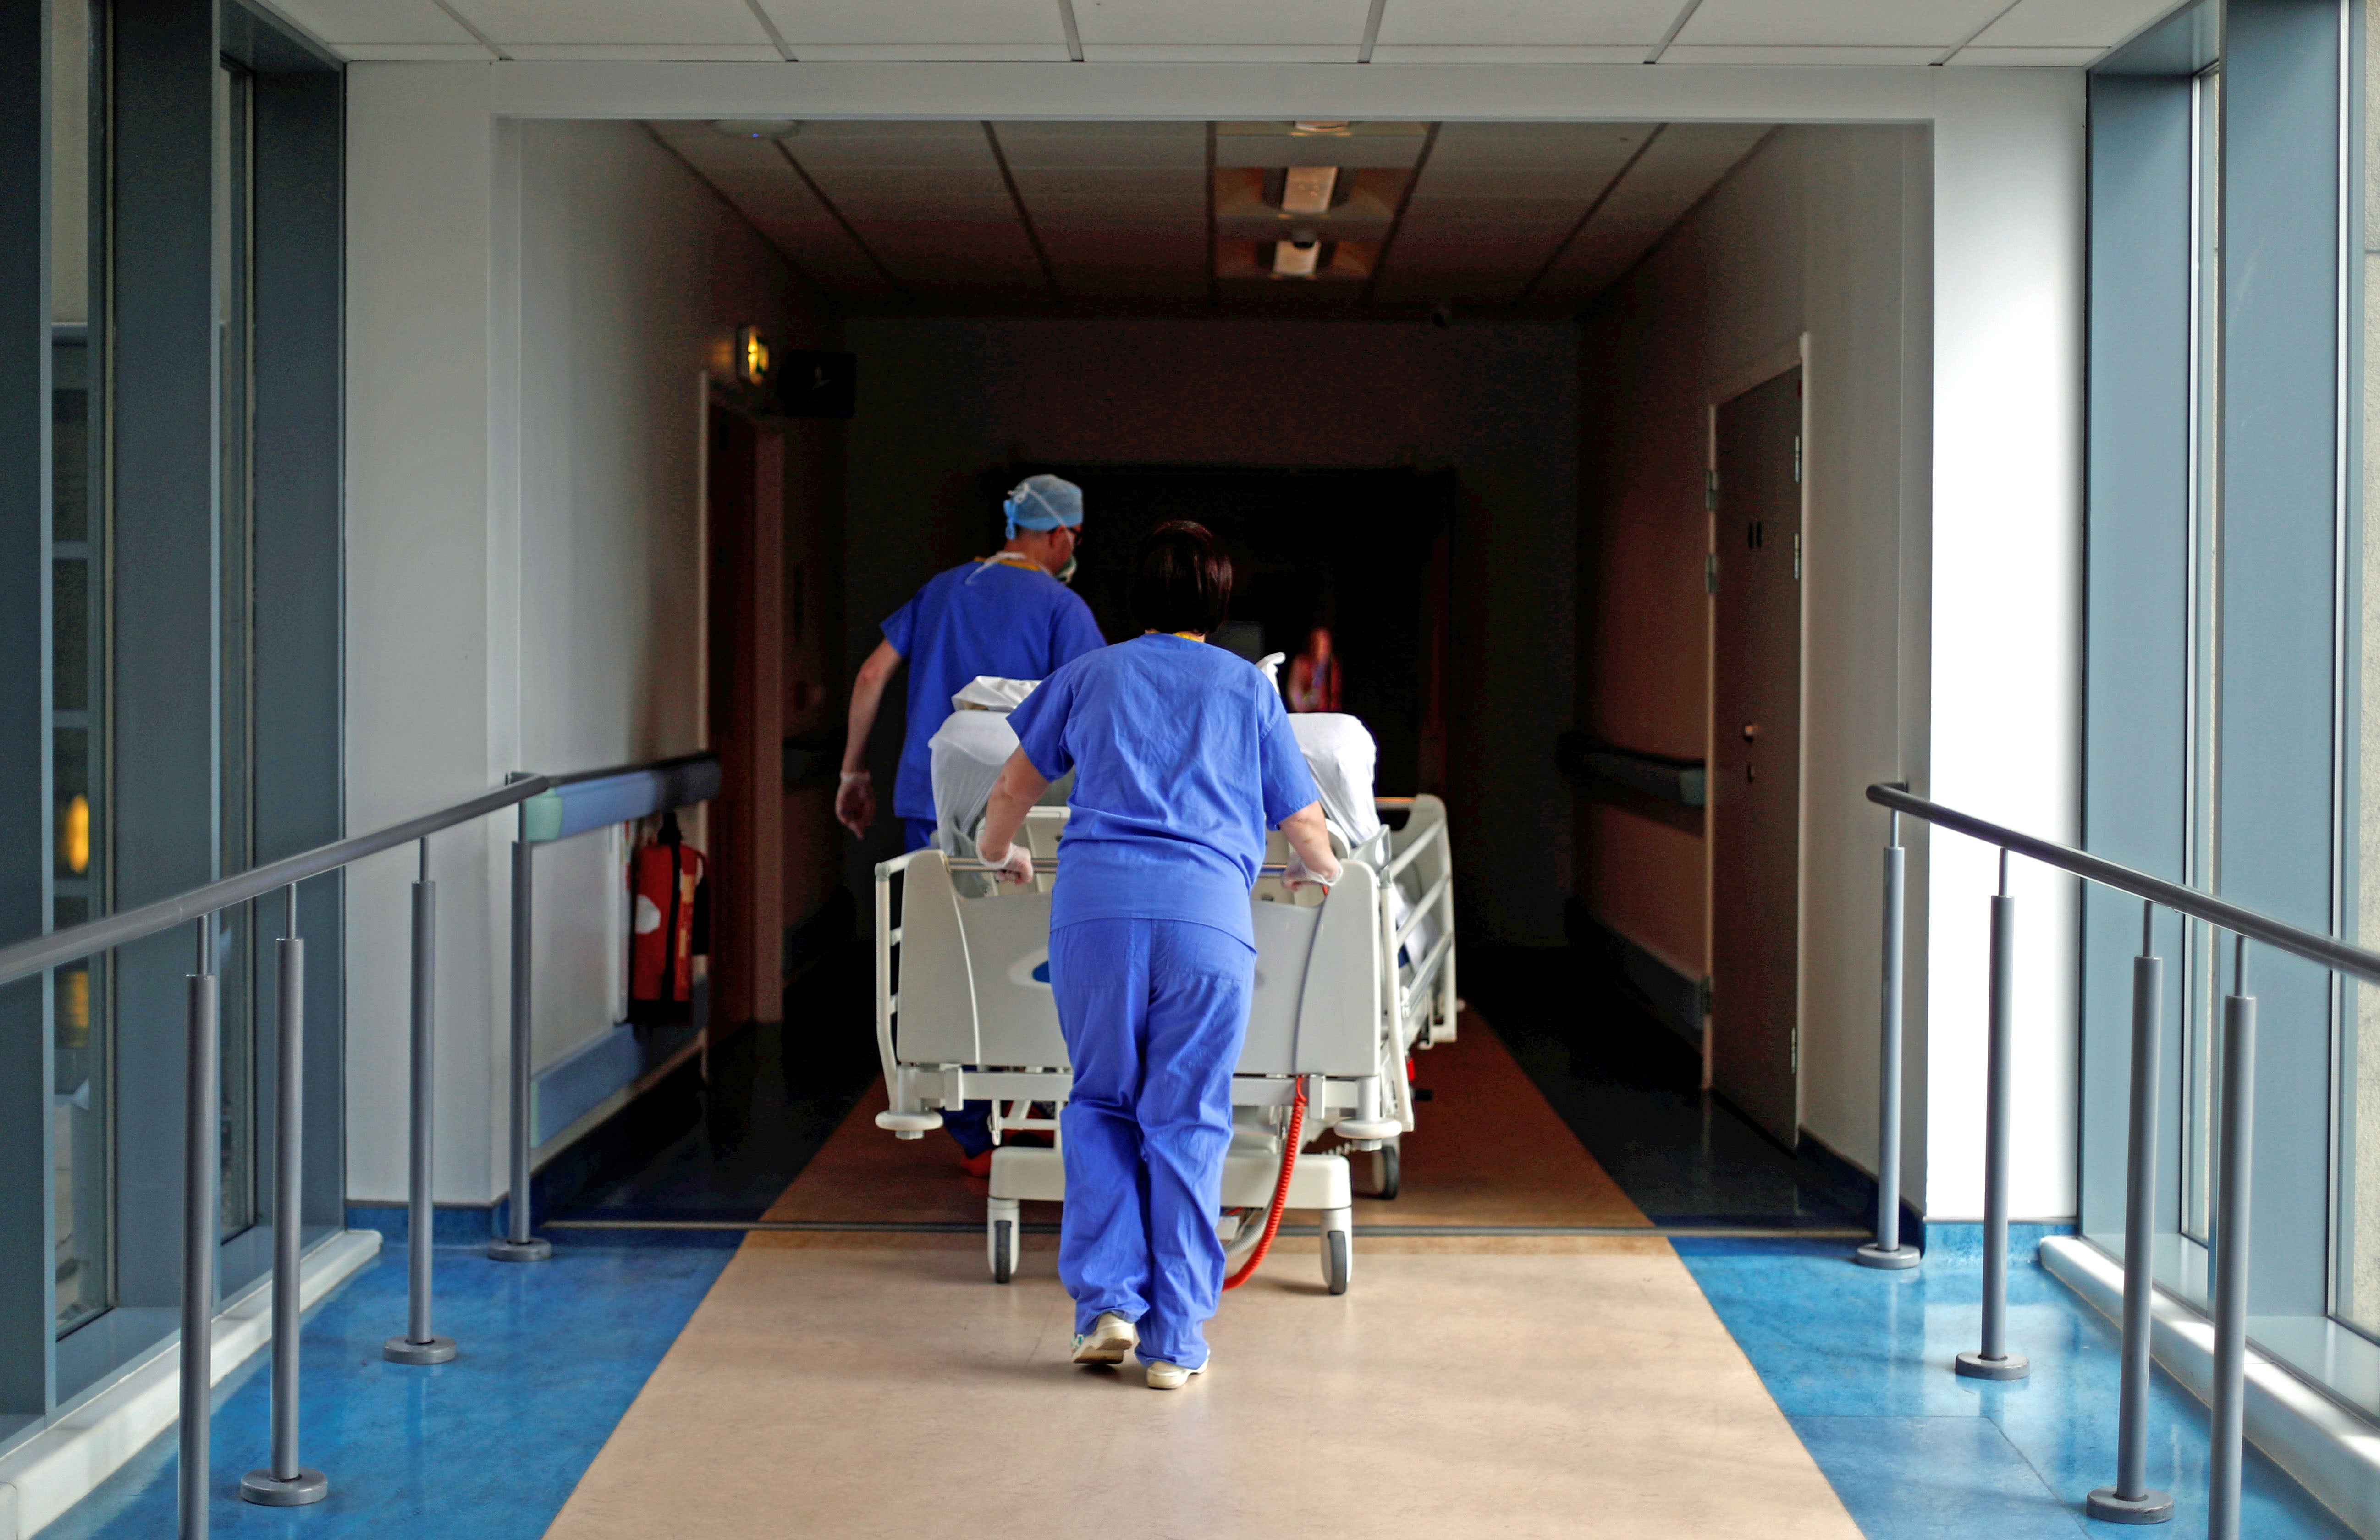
[1056,553,1079,585]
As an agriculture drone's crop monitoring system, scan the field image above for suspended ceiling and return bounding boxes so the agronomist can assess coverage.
[649,118,1774,312]
[267,0,2187,67]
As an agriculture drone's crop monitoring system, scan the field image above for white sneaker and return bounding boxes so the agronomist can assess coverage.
[1071,1312,1137,1365]
[1145,1358,1207,1390]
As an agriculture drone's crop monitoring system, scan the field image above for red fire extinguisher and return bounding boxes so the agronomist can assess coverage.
[628,810,707,1026]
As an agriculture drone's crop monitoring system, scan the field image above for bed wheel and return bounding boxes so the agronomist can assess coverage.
[989,1218,1016,1283]
[1371,1142,1401,1201]
[987,1198,1019,1284]
[1320,1209,1351,1296]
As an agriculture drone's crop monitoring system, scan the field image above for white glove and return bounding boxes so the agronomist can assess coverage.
[983,842,1036,886]
[1282,850,1341,892]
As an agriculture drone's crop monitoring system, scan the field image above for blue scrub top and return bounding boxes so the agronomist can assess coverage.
[1008,633,1322,947]
[881,558,1106,821]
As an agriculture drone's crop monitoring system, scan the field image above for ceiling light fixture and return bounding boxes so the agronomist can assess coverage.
[1291,120,1352,135]
[1280,165,1339,216]
[1273,233,1322,279]
[712,120,799,141]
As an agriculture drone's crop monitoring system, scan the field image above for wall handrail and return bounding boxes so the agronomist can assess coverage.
[1867,782,2380,987]
[0,774,552,990]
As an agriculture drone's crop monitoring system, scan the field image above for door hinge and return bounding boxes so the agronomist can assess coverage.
[1792,435,1803,484]
[1791,1027,1799,1074]
[1705,469,1718,511]
[1705,552,1719,593]
[1793,531,1802,581]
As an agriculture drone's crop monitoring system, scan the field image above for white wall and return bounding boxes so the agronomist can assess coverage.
[1580,123,1934,1201]
[1919,71,2086,1224]
[345,74,828,1203]
[1579,73,2083,1226]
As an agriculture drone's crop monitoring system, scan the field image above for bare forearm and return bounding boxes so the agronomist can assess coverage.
[842,641,899,773]
[1279,803,1339,877]
[980,748,1050,858]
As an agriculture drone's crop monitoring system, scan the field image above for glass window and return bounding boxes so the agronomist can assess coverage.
[2341,0,2380,1337]
[215,59,257,1241]
[50,0,106,1340]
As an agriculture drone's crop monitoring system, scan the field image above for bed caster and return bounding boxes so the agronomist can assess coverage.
[1370,1142,1401,1201]
[1320,1207,1352,1296]
[987,1197,1019,1284]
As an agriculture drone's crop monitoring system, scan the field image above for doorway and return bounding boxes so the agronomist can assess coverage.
[986,464,1456,796]
[1708,366,1804,1148]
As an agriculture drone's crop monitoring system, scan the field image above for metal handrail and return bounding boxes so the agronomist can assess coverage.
[1866,779,2335,1538]
[28,761,743,1538]
[0,775,551,989]
[1868,783,2380,986]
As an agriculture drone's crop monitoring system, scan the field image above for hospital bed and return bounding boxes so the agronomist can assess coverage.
[870,690,1459,1293]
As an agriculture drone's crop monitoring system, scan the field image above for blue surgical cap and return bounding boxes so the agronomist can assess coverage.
[1003,474,1084,539]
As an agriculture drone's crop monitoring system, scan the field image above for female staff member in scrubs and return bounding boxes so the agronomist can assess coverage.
[977,522,1342,1390]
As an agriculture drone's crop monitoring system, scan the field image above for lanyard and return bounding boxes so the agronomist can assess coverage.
[980,552,1041,573]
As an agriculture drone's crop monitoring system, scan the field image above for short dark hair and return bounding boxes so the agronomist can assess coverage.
[1130,520,1233,636]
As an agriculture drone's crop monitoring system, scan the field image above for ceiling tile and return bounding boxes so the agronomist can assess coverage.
[1945,44,2107,64]
[1374,0,1684,46]
[1081,44,1361,60]
[447,0,774,45]
[1675,0,2009,48]
[262,0,486,50]
[994,122,1209,169]
[1213,124,1431,170]
[1426,121,1650,168]
[788,43,1071,58]
[1965,0,2181,48]
[1537,122,1768,298]
[1658,44,1945,62]
[1368,44,1648,61]
[755,0,1068,48]
[505,43,784,58]
[786,128,1001,171]
[644,124,898,297]
[1074,0,1372,45]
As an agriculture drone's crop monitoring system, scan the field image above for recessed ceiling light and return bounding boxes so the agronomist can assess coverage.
[712,120,799,141]
[1292,120,1352,135]
[1273,234,1321,278]
[1280,166,1338,216]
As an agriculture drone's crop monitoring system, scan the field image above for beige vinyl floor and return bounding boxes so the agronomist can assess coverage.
[542,1024,1862,1540]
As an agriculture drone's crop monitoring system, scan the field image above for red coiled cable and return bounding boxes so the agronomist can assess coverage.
[1222,1080,1306,1291]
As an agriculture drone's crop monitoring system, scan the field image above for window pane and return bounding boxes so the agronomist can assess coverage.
[2340,4,2380,1335]
[50,0,106,1337]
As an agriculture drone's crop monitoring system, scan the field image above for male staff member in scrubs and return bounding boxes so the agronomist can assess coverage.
[977,522,1342,1390]
[838,473,1106,1171]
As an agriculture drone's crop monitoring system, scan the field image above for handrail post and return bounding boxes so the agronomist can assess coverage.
[490,824,551,1262]
[386,839,456,1364]
[242,886,328,1506]
[1957,850,2030,1381]
[179,916,220,1540]
[1858,808,1920,1269]
[2088,900,2174,1524]
[2209,939,2256,1540]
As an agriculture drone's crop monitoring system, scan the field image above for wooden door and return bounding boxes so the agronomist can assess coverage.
[1709,367,1803,1147]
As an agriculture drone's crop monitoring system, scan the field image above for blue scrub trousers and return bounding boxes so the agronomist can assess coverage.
[1049,916,1253,1369]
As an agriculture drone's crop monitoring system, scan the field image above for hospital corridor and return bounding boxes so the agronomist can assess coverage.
[10,1,2380,1538]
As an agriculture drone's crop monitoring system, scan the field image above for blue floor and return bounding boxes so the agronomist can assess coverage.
[1676,1236,2358,1539]
[39,946,2374,1538]
[45,1238,733,1540]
